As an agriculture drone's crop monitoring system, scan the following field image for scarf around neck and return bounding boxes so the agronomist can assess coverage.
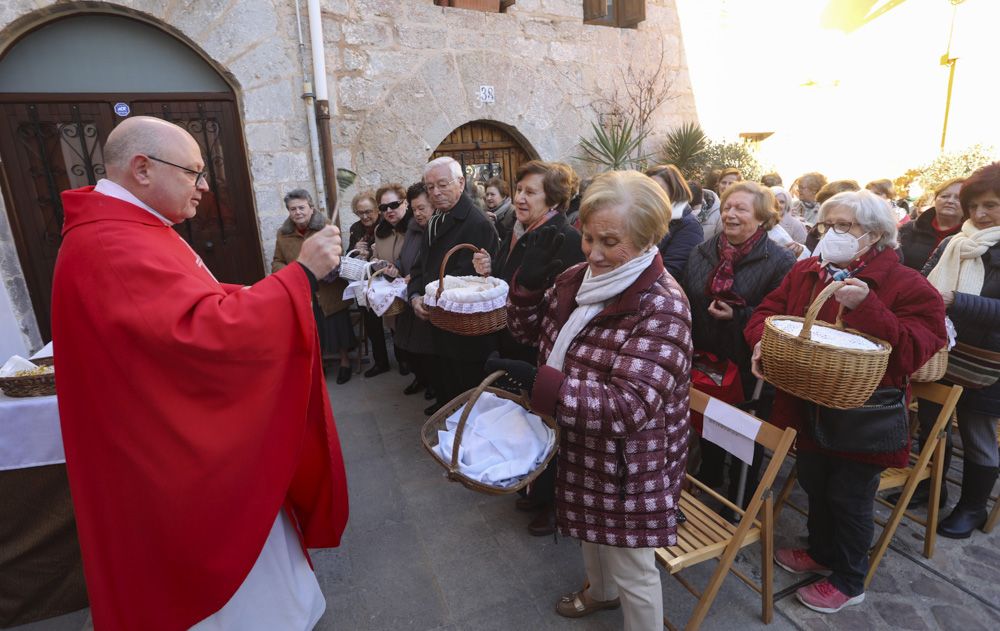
[546,247,658,372]
[926,220,1000,296]
[707,227,767,307]
[510,209,558,252]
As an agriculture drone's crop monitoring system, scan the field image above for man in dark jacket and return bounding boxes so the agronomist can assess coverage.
[408,157,500,414]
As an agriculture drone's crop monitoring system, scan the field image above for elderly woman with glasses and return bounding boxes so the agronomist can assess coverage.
[745,190,946,615]
[487,170,692,630]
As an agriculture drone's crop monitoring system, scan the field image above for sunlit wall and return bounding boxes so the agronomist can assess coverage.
[674,0,1000,185]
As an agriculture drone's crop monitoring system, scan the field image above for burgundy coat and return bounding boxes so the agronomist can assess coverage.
[744,248,947,468]
[508,253,693,548]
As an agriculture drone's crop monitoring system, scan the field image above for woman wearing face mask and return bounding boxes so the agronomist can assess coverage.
[745,190,946,615]
[393,182,437,400]
[918,163,1000,539]
[471,160,584,536]
[898,178,966,271]
[681,181,795,508]
[486,171,691,630]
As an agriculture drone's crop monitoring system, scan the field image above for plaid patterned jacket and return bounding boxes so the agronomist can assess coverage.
[509,253,693,548]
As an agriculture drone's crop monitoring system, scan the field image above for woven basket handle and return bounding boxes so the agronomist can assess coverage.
[367,267,385,291]
[345,249,361,259]
[801,280,848,339]
[449,370,508,473]
[437,243,482,300]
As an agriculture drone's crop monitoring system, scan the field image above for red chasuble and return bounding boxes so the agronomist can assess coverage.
[51,187,349,630]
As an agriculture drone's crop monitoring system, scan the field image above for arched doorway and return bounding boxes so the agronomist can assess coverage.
[431,120,537,197]
[0,13,263,341]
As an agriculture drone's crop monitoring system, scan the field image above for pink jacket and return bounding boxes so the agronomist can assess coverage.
[508,254,693,548]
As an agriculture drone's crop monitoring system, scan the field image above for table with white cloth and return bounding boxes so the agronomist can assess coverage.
[0,392,88,628]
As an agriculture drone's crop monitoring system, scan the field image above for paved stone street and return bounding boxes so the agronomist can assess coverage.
[13,364,1000,631]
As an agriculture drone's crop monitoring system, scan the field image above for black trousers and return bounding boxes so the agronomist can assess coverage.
[798,451,883,597]
[433,357,487,407]
[363,308,389,368]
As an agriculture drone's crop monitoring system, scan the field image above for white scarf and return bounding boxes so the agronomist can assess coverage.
[546,247,658,372]
[671,201,687,221]
[926,220,1000,295]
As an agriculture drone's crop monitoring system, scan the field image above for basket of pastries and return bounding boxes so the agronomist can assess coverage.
[0,355,55,397]
[421,370,558,495]
[424,244,508,336]
[761,280,892,409]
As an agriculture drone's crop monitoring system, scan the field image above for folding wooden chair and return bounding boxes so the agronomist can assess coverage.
[772,382,963,587]
[868,382,963,576]
[656,388,797,631]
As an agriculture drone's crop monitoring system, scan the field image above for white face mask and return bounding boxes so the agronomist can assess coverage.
[816,230,870,265]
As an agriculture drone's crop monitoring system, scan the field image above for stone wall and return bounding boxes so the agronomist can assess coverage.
[0,0,696,345]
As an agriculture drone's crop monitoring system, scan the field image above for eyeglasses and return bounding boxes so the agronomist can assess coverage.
[378,200,404,213]
[147,155,208,186]
[425,178,457,193]
[815,220,858,235]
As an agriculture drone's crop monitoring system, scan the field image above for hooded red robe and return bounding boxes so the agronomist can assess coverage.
[51,187,349,630]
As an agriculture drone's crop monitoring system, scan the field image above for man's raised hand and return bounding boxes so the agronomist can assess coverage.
[298,225,343,279]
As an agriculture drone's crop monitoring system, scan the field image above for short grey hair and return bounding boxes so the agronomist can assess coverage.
[771,186,793,211]
[818,190,898,251]
[423,157,463,180]
[283,188,313,206]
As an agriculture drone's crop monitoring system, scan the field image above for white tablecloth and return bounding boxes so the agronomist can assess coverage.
[0,393,63,471]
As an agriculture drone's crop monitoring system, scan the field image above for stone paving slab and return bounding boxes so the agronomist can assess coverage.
[11,367,999,631]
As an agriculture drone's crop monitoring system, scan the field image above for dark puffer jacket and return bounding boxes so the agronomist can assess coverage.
[681,234,796,379]
[658,205,704,279]
[899,208,961,271]
[507,254,693,548]
[922,237,1000,415]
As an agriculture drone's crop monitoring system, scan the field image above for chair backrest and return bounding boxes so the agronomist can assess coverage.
[690,387,797,522]
[910,381,964,457]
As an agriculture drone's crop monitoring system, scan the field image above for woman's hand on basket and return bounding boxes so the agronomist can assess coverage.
[484,352,538,395]
[750,341,764,380]
[473,249,492,276]
[411,295,430,320]
[517,225,565,291]
[383,263,399,279]
[832,277,870,310]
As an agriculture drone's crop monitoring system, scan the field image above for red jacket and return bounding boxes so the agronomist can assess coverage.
[744,249,947,467]
[52,188,349,630]
[508,254,693,548]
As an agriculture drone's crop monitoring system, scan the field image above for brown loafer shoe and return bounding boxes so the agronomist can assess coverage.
[527,507,555,536]
[556,590,621,618]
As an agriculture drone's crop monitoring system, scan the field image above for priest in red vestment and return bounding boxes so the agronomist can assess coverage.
[50,116,349,630]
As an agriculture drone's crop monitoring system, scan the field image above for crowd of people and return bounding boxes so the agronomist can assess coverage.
[278,155,998,626]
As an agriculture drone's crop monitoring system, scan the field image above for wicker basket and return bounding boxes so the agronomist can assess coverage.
[427,243,507,336]
[367,268,406,317]
[912,348,948,383]
[0,357,55,397]
[421,370,559,495]
[339,249,371,282]
[761,280,891,409]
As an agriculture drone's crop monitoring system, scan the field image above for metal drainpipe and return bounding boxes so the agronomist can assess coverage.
[294,0,327,216]
[306,0,339,224]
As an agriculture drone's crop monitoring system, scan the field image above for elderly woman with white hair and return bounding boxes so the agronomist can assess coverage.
[486,171,692,630]
[745,190,947,615]
[772,186,809,245]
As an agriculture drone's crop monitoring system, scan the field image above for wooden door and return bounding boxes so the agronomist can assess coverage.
[0,95,264,341]
[431,120,536,196]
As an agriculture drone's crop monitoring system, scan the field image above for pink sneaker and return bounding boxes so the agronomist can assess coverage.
[774,548,831,575]
[796,579,865,613]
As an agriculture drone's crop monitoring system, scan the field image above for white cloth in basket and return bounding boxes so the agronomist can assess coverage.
[434,392,555,488]
[423,276,508,314]
[364,277,408,316]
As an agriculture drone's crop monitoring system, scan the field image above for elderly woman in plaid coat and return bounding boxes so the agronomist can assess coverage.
[487,171,693,631]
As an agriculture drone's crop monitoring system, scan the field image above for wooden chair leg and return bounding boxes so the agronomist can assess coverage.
[866,467,924,589]
[925,438,946,558]
[761,494,774,624]
[773,464,797,520]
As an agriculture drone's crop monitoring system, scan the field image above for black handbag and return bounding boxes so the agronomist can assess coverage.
[805,387,909,453]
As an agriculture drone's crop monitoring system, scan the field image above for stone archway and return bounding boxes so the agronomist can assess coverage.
[431,120,538,196]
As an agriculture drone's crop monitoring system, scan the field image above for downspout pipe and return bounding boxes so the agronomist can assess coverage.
[306,0,340,224]
[294,0,327,216]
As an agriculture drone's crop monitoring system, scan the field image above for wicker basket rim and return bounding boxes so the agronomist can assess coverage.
[763,315,891,355]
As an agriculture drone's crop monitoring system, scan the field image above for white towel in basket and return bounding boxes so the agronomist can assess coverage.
[423,276,508,314]
[434,392,555,488]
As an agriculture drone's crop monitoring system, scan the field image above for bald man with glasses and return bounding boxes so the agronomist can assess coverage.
[52,116,349,630]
